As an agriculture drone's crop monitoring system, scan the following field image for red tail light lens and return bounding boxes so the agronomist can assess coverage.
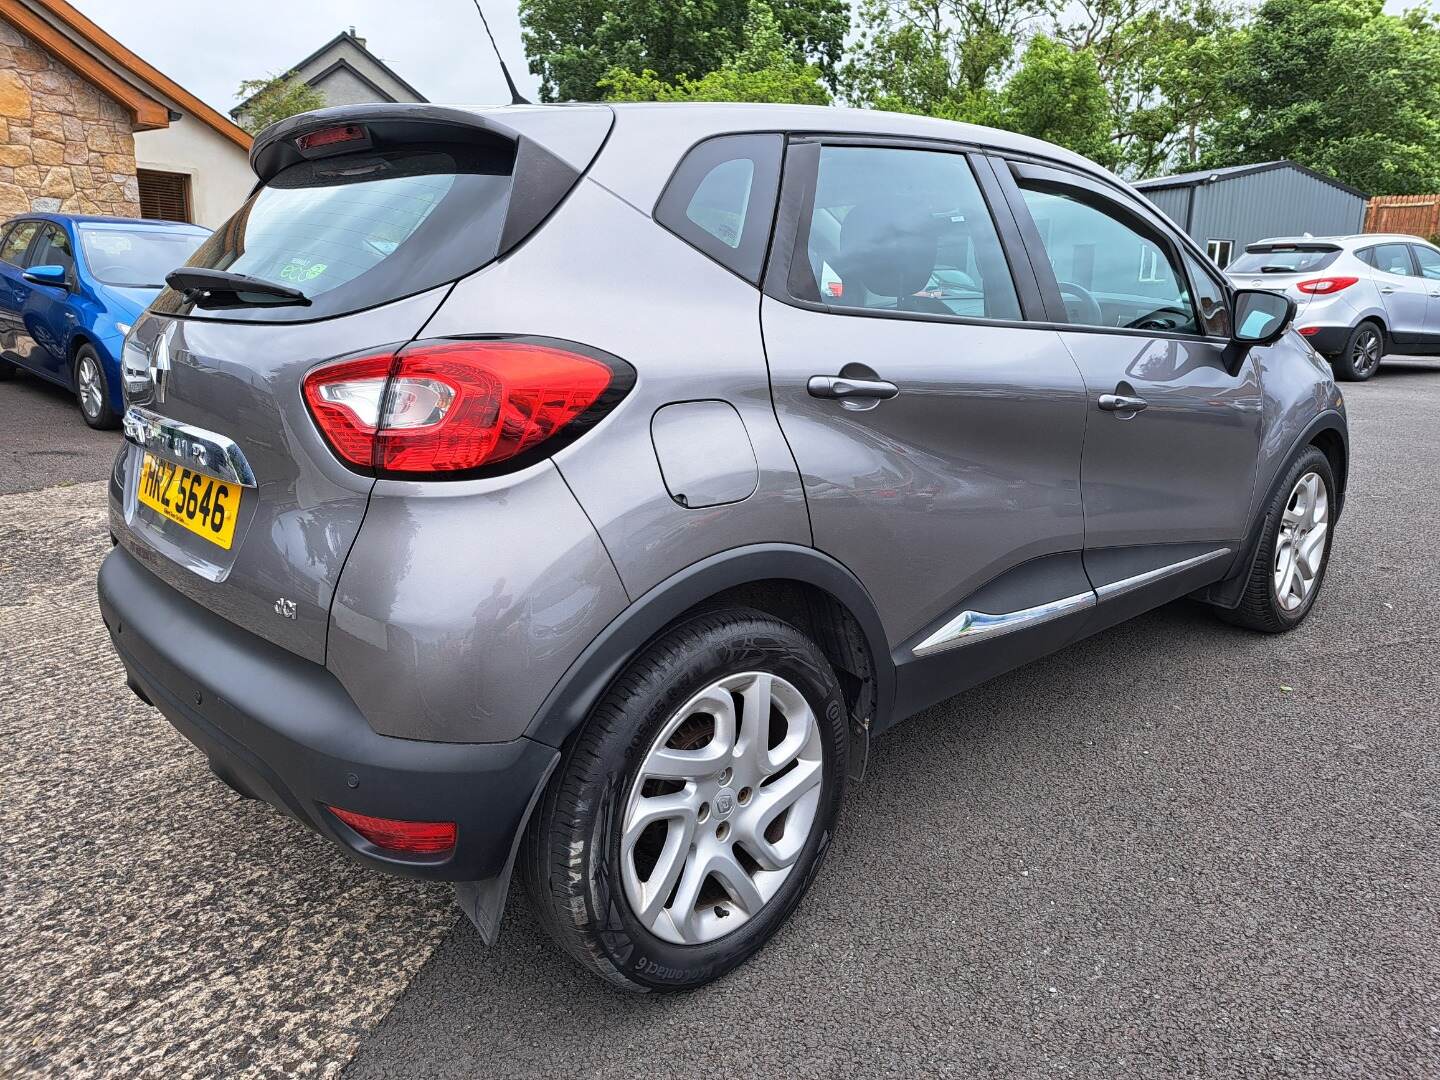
[302,339,631,477]
[327,806,457,855]
[1296,276,1358,294]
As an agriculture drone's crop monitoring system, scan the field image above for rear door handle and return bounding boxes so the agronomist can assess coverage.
[1098,393,1148,413]
[807,375,900,401]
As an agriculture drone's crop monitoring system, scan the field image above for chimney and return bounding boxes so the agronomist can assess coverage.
[348,26,366,48]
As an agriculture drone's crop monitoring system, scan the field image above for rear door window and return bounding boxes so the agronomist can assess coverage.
[1368,243,1414,276]
[154,142,516,322]
[0,221,39,266]
[788,145,1022,321]
[655,134,782,284]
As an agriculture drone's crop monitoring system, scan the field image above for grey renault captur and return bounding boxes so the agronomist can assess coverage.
[100,102,1348,992]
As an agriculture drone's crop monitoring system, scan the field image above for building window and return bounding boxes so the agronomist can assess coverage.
[1206,239,1234,268]
[138,169,192,223]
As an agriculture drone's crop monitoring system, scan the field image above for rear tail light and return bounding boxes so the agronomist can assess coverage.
[302,339,633,477]
[327,806,457,855]
[1296,276,1358,294]
[296,124,367,152]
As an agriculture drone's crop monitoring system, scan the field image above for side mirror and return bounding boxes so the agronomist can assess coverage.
[22,264,69,289]
[1231,288,1295,347]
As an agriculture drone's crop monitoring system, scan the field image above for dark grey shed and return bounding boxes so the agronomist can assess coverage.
[1133,161,1367,269]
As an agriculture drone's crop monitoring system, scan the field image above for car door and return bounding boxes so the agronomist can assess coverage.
[20,222,79,382]
[1365,241,1428,344]
[760,139,1093,718]
[1408,243,1440,344]
[993,159,1262,609]
[0,219,41,365]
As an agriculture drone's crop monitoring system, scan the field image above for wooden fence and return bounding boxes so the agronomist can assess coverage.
[1364,195,1440,238]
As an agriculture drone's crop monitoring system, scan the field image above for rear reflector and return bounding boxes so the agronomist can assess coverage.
[327,806,457,855]
[302,339,632,477]
[1296,276,1358,294]
[1298,326,1321,336]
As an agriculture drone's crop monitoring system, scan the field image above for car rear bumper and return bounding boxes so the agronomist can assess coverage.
[1296,324,1352,356]
[97,545,558,886]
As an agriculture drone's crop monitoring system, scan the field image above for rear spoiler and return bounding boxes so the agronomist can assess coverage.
[249,103,615,257]
[1244,241,1343,253]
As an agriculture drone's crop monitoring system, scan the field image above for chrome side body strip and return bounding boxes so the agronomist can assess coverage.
[1094,546,1233,602]
[912,590,1096,658]
[911,546,1234,659]
[122,405,257,488]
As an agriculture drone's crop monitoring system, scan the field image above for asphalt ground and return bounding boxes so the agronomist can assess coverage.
[2,361,1438,1078]
[0,368,119,496]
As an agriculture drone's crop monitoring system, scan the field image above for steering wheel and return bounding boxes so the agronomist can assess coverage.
[1126,306,1193,332]
[1056,281,1104,325]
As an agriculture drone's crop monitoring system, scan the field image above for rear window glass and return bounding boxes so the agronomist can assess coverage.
[78,226,208,287]
[1228,248,1339,274]
[153,143,514,321]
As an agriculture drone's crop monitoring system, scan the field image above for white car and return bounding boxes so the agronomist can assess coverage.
[1226,233,1440,380]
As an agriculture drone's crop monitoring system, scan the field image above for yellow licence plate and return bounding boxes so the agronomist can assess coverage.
[137,452,241,550]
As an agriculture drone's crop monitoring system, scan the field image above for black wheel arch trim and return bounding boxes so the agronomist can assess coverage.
[524,543,896,748]
[1198,409,1348,609]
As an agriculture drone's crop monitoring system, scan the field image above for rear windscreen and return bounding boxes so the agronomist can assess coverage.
[1229,248,1340,274]
[153,142,515,321]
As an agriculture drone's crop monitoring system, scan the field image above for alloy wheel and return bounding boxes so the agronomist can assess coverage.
[1352,327,1382,376]
[77,355,103,419]
[620,670,824,945]
[1273,470,1329,612]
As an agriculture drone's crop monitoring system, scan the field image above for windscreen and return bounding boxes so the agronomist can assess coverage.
[78,227,208,288]
[1229,247,1340,274]
[153,141,515,321]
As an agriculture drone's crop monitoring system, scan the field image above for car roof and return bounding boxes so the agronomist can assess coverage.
[2,212,208,231]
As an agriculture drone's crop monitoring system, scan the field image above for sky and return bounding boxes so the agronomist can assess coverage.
[68,0,541,115]
[68,0,1435,119]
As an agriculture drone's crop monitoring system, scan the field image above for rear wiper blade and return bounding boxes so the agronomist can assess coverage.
[165,268,311,308]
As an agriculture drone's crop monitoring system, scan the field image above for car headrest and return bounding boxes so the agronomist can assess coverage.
[836,201,937,299]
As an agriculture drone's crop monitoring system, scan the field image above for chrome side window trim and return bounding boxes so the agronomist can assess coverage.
[913,590,1096,658]
[1094,546,1233,602]
[122,405,258,488]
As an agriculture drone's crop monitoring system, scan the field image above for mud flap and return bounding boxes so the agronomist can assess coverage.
[453,754,558,945]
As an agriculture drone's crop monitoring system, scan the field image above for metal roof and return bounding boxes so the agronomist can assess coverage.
[1133,160,1367,200]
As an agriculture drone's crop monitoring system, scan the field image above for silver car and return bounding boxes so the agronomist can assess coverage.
[1227,232,1440,380]
[100,103,1348,992]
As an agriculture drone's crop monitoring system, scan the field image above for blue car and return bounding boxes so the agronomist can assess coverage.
[0,214,209,428]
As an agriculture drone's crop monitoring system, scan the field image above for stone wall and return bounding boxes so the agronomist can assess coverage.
[0,17,140,219]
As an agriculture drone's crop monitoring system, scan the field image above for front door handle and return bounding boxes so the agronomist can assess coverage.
[1098,393,1148,413]
[807,375,900,401]
[1380,286,1396,294]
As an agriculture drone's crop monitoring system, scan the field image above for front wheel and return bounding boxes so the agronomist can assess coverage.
[1218,447,1336,633]
[74,345,118,429]
[1332,322,1383,382]
[522,607,848,992]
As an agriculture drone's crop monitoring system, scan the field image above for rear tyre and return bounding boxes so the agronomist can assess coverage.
[74,345,118,429]
[521,606,848,992]
[1331,321,1383,382]
[1218,447,1336,633]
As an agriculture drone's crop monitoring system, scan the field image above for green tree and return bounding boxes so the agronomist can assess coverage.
[1045,0,1245,177]
[234,72,326,134]
[601,2,831,103]
[993,36,1115,164]
[840,0,1041,119]
[1208,0,1440,194]
[521,0,849,102]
